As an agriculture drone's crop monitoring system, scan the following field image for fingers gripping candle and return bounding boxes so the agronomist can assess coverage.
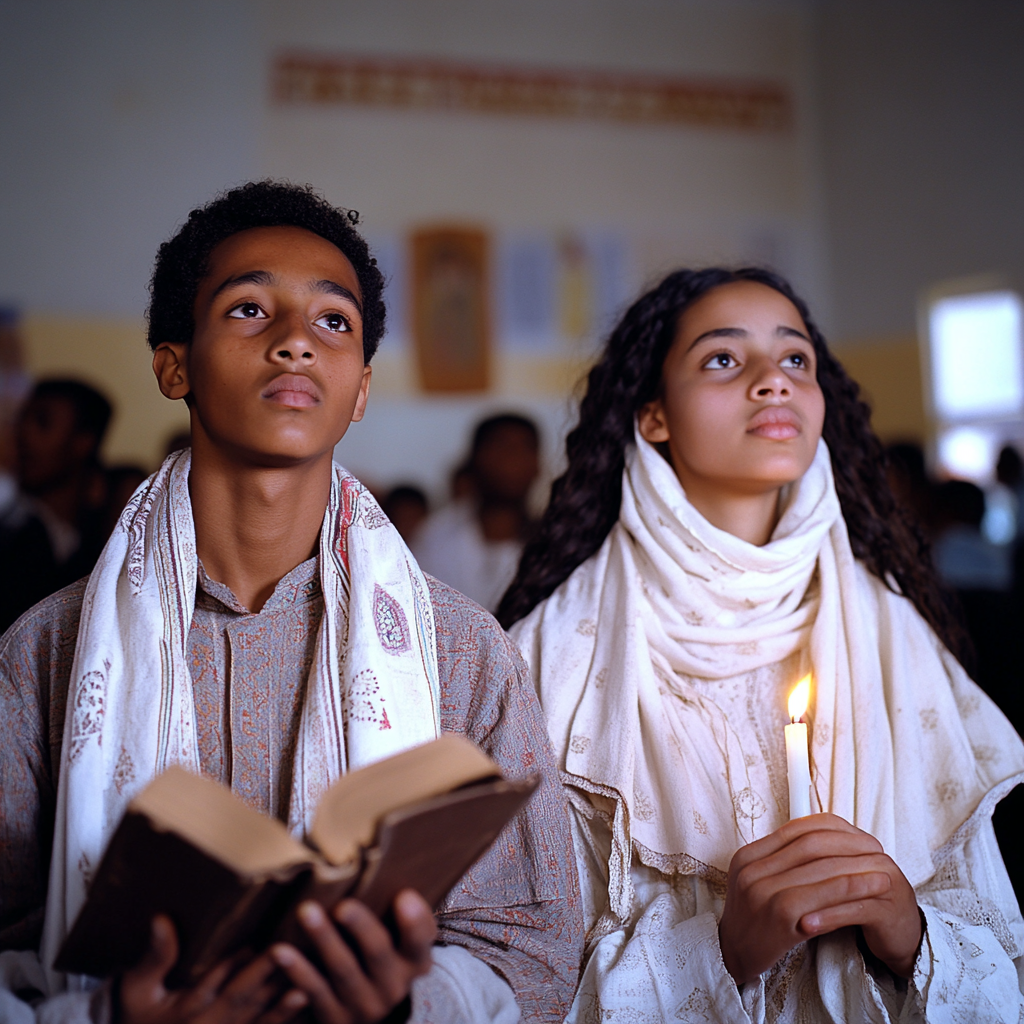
[785,675,812,819]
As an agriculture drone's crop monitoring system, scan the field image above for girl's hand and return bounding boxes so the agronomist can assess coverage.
[718,814,922,986]
[120,916,307,1024]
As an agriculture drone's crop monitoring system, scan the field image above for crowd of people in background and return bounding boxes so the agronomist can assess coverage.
[886,439,1024,717]
[2,377,1023,704]
[0,374,1021,732]
[0,378,185,633]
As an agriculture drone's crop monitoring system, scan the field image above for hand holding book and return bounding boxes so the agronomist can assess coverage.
[119,892,434,1024]
[59,735,539,1023]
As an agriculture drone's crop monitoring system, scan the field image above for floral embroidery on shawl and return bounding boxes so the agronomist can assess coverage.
[343,668,390,729]
[374,584,412,654]
[68,661,110,764]
[358,498,390,530]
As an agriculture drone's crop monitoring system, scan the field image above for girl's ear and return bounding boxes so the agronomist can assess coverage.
[637,398,671,445]
[152,343,191,401]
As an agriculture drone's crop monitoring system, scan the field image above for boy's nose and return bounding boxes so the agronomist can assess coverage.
[269,321,317,365]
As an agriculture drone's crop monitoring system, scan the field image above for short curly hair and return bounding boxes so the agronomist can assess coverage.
[147,180,386,362]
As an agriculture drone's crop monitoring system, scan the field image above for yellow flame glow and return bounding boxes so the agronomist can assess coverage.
[788,675,811,722]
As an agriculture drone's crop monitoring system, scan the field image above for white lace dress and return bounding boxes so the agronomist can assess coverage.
[566,656,1024,1023]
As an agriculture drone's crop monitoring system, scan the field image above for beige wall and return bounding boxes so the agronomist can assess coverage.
[21,314,190,469]
[832,335,926,444]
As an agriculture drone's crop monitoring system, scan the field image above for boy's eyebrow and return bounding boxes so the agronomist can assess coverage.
[311,279,363,314]
[207,272,363,314]
[209,270,275,301]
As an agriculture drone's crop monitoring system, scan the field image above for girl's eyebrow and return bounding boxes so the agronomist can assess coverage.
[686,327,746,352]
[687,324,811,352]
[777,325,812,342]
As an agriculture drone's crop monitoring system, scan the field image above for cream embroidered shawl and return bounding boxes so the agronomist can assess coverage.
[512,432,1024,922]
[41,451,441,992]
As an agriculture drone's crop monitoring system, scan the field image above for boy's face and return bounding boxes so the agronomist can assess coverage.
[154,225,371,468]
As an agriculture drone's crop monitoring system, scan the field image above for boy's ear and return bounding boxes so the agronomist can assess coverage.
[637,398,670,445]
[349,364,373,424]
[152,343,191,401]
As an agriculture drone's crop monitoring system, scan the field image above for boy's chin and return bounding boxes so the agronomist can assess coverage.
[200,434,342,470]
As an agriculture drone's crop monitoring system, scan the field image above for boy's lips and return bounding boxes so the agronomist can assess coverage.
[261,374,321,408]
[747,406,801,440]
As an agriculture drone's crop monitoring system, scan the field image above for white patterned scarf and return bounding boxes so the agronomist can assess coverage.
[512,430,1024,921]
[40,450,441,993]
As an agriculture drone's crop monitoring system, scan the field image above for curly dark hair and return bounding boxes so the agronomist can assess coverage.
[497,267,970,667]
[147,180,386,362]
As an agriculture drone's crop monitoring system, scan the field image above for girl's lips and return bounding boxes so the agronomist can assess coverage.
[747,408,801,440]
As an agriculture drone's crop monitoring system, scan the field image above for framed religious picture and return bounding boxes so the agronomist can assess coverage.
[411,226,491,392]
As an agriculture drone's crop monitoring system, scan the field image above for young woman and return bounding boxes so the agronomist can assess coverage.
[500,268,1024,1021]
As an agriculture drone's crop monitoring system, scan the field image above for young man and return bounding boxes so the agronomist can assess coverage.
[0,182,581,1023]
[0,379,113,633]
[414,416,540,613]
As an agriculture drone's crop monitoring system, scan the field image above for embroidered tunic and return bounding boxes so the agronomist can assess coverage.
[0,566,582,1023]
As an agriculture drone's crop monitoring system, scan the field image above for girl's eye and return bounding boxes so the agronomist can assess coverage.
[703,351,738,370]
[227,302,266,320]
[314,312,350,333]
[782,352,811,370]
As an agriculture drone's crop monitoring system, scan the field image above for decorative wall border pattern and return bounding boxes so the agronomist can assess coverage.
[272,53,792,132]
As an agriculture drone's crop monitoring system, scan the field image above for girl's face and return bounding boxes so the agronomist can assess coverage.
[638,280,825,503]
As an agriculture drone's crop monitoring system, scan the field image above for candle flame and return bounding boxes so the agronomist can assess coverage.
[788,675,811,722]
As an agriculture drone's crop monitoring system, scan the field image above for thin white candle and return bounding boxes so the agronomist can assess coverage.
[785,675,812,819]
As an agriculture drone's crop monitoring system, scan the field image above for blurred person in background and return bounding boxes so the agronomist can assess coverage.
[414,413,540,612]
[381,483,429,544]
[932,476,1023,737]
[0,307,33,520]
[996,444,1024,543]
[933,479,1012,592]
[101,463,149,537]
[450,459,476,501]
[885,441,935,536]
[0,378,111,632]
[163,427,191,459]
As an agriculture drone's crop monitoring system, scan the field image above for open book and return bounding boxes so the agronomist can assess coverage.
[55,735,539,987]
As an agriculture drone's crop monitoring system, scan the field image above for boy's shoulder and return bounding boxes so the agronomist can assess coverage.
[0,577,90,779]
[425,573,520,659]
[0,576,89,682]
[422,574,534,733]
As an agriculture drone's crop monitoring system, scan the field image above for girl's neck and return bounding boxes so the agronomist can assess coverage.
[679,480,782,546]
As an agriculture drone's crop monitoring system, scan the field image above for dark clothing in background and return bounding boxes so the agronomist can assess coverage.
[0,509,106,635]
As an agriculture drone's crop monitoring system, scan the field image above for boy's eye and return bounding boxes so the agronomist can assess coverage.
[227,302,266,320]
[314,312,351,333]
[703,351,738,369]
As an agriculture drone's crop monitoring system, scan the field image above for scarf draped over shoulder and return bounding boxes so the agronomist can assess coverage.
[41,450,441,993]
[512,431,1024,921]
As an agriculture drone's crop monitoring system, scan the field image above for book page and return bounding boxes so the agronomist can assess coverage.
[132,766,313,877]
[310,734,499,864]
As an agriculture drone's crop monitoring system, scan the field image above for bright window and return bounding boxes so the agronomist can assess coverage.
[928,290,1024,421]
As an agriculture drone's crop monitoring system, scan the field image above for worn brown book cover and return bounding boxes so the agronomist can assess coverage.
[55,735,539,986]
